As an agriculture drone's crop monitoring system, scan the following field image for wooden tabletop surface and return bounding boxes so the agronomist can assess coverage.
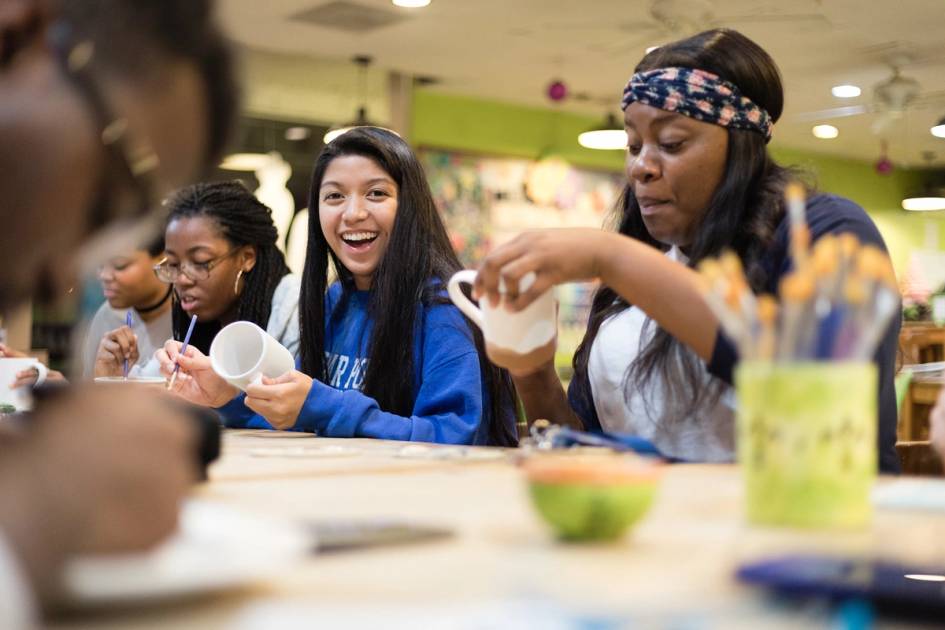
[50,429,945,629]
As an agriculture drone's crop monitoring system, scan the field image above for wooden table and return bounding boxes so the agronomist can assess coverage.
[51,430,945,629]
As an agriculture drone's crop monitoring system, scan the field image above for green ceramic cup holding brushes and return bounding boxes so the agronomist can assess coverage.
[736,361,877,530]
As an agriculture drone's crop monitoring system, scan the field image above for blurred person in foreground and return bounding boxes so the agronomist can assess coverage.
[0,0,235,625]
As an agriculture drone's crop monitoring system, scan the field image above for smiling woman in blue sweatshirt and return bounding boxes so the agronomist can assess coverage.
[158,127,519,446]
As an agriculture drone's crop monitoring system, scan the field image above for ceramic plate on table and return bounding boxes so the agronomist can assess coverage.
[62,500,311,608]
[902,362,945,375]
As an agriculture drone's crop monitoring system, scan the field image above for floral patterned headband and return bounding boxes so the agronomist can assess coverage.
[621,67,773,142]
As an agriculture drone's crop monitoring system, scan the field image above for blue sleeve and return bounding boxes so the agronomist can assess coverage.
[292,348,484,444]
[216,392,279,430]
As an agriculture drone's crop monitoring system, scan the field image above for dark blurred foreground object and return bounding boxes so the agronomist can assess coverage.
[30,382,221,479]
[738,554,945,621]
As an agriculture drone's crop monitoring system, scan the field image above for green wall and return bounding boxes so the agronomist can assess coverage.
[411,90,626,171]
[411,88,945,275]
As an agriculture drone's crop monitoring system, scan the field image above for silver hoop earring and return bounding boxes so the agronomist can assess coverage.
[234,269,244,296]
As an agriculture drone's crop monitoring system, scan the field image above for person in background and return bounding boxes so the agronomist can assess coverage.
[473,28,899,472]
[0,0,235,624]
[157,181,300,358]
[2,232,169,383]
[85,233,173,378]
[158,127,519,446]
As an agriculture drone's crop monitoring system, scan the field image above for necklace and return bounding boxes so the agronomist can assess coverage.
[136,285,173,314]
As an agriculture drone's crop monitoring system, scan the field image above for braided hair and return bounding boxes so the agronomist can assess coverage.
[165,181,290,352]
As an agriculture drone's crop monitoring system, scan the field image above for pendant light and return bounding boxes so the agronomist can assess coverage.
[324,55,380,143]
[578,113,627,150]
[932,115,945,139]
[902,151,945,212]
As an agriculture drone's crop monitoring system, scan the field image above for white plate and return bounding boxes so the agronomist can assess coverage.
[63,500,311,607]
[902,362,945,375]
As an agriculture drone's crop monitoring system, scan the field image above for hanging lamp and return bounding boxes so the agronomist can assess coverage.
[578,113,627,150]
[902,151,945,212]
[324,55,382,143]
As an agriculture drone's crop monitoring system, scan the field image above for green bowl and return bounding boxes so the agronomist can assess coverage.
[524,457,660,542]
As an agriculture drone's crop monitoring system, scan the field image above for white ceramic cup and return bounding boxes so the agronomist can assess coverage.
[0,358,48,410]
[209,321,295,391]
[447,270,556,371]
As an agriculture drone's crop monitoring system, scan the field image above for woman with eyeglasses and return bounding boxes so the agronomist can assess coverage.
[157,181,300,358]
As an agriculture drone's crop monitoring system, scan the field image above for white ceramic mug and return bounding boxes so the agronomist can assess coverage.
[447,270,556,372]
[209,321,295,391]
[0,358,48,411]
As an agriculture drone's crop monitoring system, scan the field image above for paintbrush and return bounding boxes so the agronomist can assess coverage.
[785,181,810,271]
[755,294,779,361]
[167,314,197,390]
[123,310,133,379]
[777,270,816,360]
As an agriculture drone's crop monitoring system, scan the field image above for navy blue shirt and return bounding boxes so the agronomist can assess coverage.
[568,194,901,473]
[220,283,517,446]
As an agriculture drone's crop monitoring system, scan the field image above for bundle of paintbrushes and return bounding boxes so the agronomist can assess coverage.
[697,182,900,362]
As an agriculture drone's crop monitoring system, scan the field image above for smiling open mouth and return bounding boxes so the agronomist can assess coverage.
[341,232,379,250]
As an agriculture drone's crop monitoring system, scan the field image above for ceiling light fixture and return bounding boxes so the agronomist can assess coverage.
[324,55,382,144]
[812,124,839,139]
[902,196,945,211]
[831,84,861,98]
[392,0,431,7]
[905,574,945,582]
[578,113,627,150]
[931,116,945,139]
[284,126,311,141]
[902,151,945,211]
[219,152,270,171]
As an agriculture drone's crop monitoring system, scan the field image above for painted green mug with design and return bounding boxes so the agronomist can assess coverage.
[736,361,877,529]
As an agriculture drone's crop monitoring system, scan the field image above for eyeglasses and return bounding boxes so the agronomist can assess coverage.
[153,248,240,283]
[47,21,161,230]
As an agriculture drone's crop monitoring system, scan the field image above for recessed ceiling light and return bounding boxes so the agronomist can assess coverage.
[392,0,430,7]
[831,84,861,98]
[645,45,660,54]
[812,124,839,139]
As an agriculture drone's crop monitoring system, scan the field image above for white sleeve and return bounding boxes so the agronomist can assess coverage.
[0,532,38,629]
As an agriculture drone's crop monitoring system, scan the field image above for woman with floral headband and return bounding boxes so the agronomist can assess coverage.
[473,28,900,472]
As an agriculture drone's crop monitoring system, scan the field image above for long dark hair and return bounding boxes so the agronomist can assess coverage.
[572,28,797,426]
[299,127,518,446]
[165,181,291,353]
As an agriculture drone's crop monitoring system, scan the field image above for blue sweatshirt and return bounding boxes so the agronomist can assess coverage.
[568,194,901,473]
[219,283,516,445]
